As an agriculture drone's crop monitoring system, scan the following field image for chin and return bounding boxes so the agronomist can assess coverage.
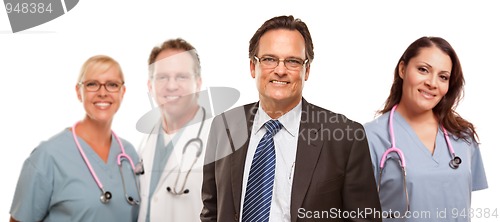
[161,108,184,117]
[266,91,290,100]
[91,118,114,124]
[414,103,437,113]
[90,112,116,123]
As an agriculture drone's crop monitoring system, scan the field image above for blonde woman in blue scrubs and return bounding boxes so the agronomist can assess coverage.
[365,37,487,222]
[9,55,140,222]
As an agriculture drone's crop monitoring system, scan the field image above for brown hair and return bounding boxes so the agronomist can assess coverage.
[148,38,201,79]
[379,36,477,142]
[249,15,314,65]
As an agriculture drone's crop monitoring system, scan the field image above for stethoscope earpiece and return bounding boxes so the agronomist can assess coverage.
[126,196,140,205]
[100,191,112,204]
[167,186,189,194]
[449,156,462,169]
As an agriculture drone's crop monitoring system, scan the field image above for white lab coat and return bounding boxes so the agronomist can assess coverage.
[137,107,211,222]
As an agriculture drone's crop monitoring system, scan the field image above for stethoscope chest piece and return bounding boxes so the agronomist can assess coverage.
[135,161,145,175]
[100,191,112,204]
[449,156,462,169]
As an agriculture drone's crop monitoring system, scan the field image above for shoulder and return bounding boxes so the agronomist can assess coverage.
[116,136,139,158]
[33,129,73,156]
[303,102,363,130]
[224,102,257,116]
[212,102,256,125]
[362,113,392,151]
[117,136,135,149]
[363,112,389,134]
[23,129,72,171]
[451,134,479,149]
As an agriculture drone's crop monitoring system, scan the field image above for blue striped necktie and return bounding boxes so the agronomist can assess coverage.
[242,119,282,222]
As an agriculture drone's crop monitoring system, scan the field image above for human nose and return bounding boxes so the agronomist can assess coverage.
[274,59,287,76]
[97,83,108,96]
[425,73,438,89]
[165,78,179,91]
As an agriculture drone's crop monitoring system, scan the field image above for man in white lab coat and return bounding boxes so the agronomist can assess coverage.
[137,38,211,222]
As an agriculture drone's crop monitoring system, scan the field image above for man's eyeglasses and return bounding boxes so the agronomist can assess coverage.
[79,80,124,92]
[254,56,308,71]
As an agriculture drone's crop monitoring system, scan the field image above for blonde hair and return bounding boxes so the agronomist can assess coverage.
[77,55,124,84]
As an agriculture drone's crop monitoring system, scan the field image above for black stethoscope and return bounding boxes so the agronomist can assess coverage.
[377,104,462,215]
[71,122,143,205]
[147,107,206,195]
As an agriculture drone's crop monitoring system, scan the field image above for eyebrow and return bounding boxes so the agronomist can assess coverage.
[260,54,305,60]
[154,72,193,76]
[421,62,451,75]
[82,79,122,82]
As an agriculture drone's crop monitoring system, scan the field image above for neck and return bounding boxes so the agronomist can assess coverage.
[396,103,440,155]
[162,105,199,134]
[75,117,113,162]
[260,97,301,119]
[77,117,113,140]
[396,103,437,126]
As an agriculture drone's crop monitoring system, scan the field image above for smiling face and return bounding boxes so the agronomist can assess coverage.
[148,49,201,119]
[250,29,310,112]
[399,45,452,115]
[76,63,125,124]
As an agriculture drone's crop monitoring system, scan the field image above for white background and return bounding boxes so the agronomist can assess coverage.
[1,0,498,220]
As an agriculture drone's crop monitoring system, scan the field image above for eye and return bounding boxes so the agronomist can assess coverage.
[418,67,429,73]
[176,74,190,81]
[285,58,304,67]
[261,56,277,63]
[155,75,167,81]
[85,81,98,87]
[106,81,120,88]
[439,75,449,81]
[286,58,303,65]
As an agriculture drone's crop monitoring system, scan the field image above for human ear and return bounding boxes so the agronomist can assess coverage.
[398,61,406,79]
[250,59,256,78]
[75,84,82,102]
[304,66,310,81]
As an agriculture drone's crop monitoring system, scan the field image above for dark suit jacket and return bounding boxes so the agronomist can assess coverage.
[201,99,381,222]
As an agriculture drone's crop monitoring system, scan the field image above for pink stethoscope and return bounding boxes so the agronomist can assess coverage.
[377,104,462,214]
[71,122,143,205]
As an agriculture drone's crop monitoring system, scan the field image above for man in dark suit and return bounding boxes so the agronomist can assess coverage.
[201,15,381,222]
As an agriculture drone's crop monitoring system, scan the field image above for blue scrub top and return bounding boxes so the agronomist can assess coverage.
[10,128,140,222]
[364,111,487,222]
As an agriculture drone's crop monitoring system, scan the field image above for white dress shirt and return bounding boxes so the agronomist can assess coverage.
[240,101,301,222]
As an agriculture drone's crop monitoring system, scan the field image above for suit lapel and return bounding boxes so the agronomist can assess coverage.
[230,102,259,214]
[290,99,324,222]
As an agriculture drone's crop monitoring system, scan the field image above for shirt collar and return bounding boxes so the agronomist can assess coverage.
[253,101,302,137]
